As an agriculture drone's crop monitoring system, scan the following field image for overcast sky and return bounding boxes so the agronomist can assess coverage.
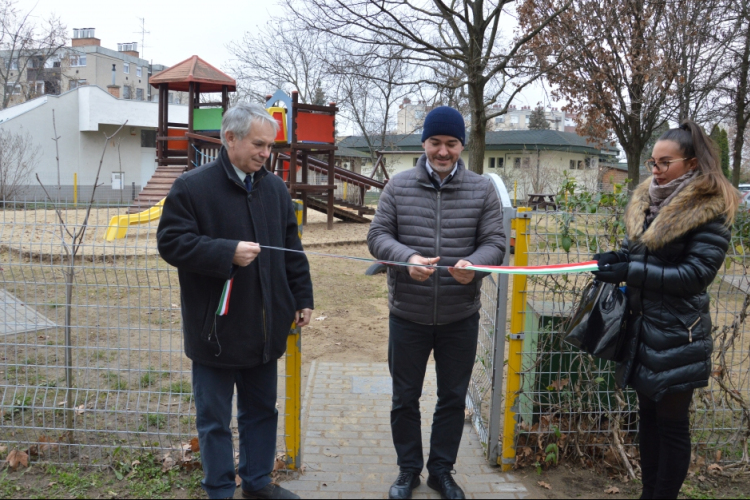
[27,0,563,125]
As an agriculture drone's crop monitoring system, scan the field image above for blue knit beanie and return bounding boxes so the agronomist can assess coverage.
[421,106,466,145]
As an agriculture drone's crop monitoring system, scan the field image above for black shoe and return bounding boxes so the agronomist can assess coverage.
[427,471,465,499]
[388,471,421,499]
[241,483,300,500]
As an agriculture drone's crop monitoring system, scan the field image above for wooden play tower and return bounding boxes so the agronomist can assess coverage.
[129,55,234,213]
[130,58,385,226]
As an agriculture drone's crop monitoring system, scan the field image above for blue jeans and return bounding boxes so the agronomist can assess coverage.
[192,360,278,499]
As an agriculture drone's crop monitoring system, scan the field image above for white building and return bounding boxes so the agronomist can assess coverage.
[490,105,569,132]
[339,130,620,200]
[0,85,187,202]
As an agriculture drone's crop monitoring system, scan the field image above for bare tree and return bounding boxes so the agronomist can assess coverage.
[227,20,331,104]
[520,0,683,189]
[0,0,67,109]
[669,0,733,125]
[288,0,571,174]
[0,127,38,201]
[329,43,416,158]
[725,0,750,187]
[35,111,126,435]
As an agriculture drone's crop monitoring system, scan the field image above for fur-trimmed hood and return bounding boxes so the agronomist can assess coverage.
[625,176,727,250]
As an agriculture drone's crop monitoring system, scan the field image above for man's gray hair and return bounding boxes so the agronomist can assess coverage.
[220,102,279,148]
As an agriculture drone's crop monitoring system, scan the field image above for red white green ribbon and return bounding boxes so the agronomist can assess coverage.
[466,261,599,275]
[215,246,598,317]
[216,278,233,316]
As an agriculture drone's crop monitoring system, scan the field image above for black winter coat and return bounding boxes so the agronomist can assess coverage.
[157,147,313,369]
[615,177,731,401]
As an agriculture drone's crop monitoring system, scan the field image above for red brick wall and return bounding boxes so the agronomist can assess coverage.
[600,168,628,190]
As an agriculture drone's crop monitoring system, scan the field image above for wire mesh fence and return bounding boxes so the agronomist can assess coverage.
[510,202,750,471]
[0,199,291,466]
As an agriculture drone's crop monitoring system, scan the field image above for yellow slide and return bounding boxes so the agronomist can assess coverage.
[104,198,165,241]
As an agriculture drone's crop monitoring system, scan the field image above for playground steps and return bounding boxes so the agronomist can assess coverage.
[128,165,187,214]
[307,196,372,224]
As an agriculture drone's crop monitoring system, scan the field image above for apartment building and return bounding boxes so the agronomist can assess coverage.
[1,28,184,107]
[396,98,577,134]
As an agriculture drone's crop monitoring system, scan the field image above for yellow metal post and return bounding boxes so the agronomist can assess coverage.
[501,207,530,471]
[73,173,78,206]
[285,200,304,470]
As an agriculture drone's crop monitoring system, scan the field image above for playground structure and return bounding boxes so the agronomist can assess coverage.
[122,54,385,231]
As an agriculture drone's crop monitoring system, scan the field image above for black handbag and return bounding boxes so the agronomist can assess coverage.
[564,280,628,361]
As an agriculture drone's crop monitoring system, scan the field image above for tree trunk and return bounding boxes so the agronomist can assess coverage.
[467,82,487,174]
[626,148,643,192]
[732,18,750,188]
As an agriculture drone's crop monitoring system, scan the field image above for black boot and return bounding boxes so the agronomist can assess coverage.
[637,407,660,499]
[653,418,691,499]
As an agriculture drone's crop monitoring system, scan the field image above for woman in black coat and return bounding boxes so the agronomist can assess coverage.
[594,121,739,499]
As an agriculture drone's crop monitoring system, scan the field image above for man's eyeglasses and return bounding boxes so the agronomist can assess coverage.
[644,158,692,173]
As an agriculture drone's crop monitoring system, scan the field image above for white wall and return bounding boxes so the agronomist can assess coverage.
[0,86,187,202]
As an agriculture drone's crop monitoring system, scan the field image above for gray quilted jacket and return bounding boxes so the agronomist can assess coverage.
[368,155,506,325]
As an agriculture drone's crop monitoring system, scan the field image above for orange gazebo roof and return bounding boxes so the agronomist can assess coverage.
[150,55,236,92]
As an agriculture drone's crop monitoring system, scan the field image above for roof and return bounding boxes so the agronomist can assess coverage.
[335,146,371,159]
[339,130,619,156]
[150,55,236,92]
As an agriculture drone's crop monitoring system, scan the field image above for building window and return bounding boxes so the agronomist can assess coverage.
[69,79,87,90]
[5,59,18,70]
[44,57,61,68]
[489,158,495,169]
[510,115,519,124]
[569,160,575,170]
[141,130,157,148]
[123,63,130,74]
[577,160,584,170]
[69,54,86,67]
[34,81,44,95]
[123,85,131,99]
[4,83,21,95]
[497,157,504,169]
[496,116,505,123]
[136,88,144,100]
[137,66,142,78]
[514,157,521,168]
[413,157,419,166]
[522,157,530,168]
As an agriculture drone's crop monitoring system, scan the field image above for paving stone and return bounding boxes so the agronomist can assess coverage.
[293,362,528,500]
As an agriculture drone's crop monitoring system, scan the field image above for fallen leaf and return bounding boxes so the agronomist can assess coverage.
[171,303,178,308]
[235,476,242,487]
[49,482,57,487]
[6,449,28,470]
[57,401,66,407]
[75,404,85,415]
[715,450,722,462]
[547,378,569,391]
[464,408,474,420]
[698,475,706,482]
[274,457,286,472]
[323,451,339,458]
[39,435,58,454]
[538,481,552,490]
[605,486,620,494]
[708,463,723,475]
[315,316,327,321]
[0,446,6,454]
[132,460,140,467]
[161,454,175,472]
[189,437,200,453]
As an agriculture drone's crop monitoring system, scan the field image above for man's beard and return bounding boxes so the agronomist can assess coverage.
[430,158,454,172]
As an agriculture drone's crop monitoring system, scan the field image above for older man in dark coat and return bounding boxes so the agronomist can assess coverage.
[157,102,312,500]
[368,106,506,499]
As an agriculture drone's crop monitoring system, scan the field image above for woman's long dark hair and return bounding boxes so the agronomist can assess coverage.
[658,120,739,224]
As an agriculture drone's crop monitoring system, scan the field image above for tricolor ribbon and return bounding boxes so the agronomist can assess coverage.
[214,246,598,317]
[216,278,233,316]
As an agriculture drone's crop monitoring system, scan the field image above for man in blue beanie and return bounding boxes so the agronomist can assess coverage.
[368,106,506,499]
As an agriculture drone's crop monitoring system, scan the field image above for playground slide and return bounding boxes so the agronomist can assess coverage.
[104,198,165,241]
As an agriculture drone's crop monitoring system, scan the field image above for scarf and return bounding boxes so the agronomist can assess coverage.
[646,170,697,225]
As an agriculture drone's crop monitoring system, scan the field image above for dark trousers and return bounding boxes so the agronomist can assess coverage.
[388,312,479,476]
[192,360,278,499]
[637,390,693,499]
